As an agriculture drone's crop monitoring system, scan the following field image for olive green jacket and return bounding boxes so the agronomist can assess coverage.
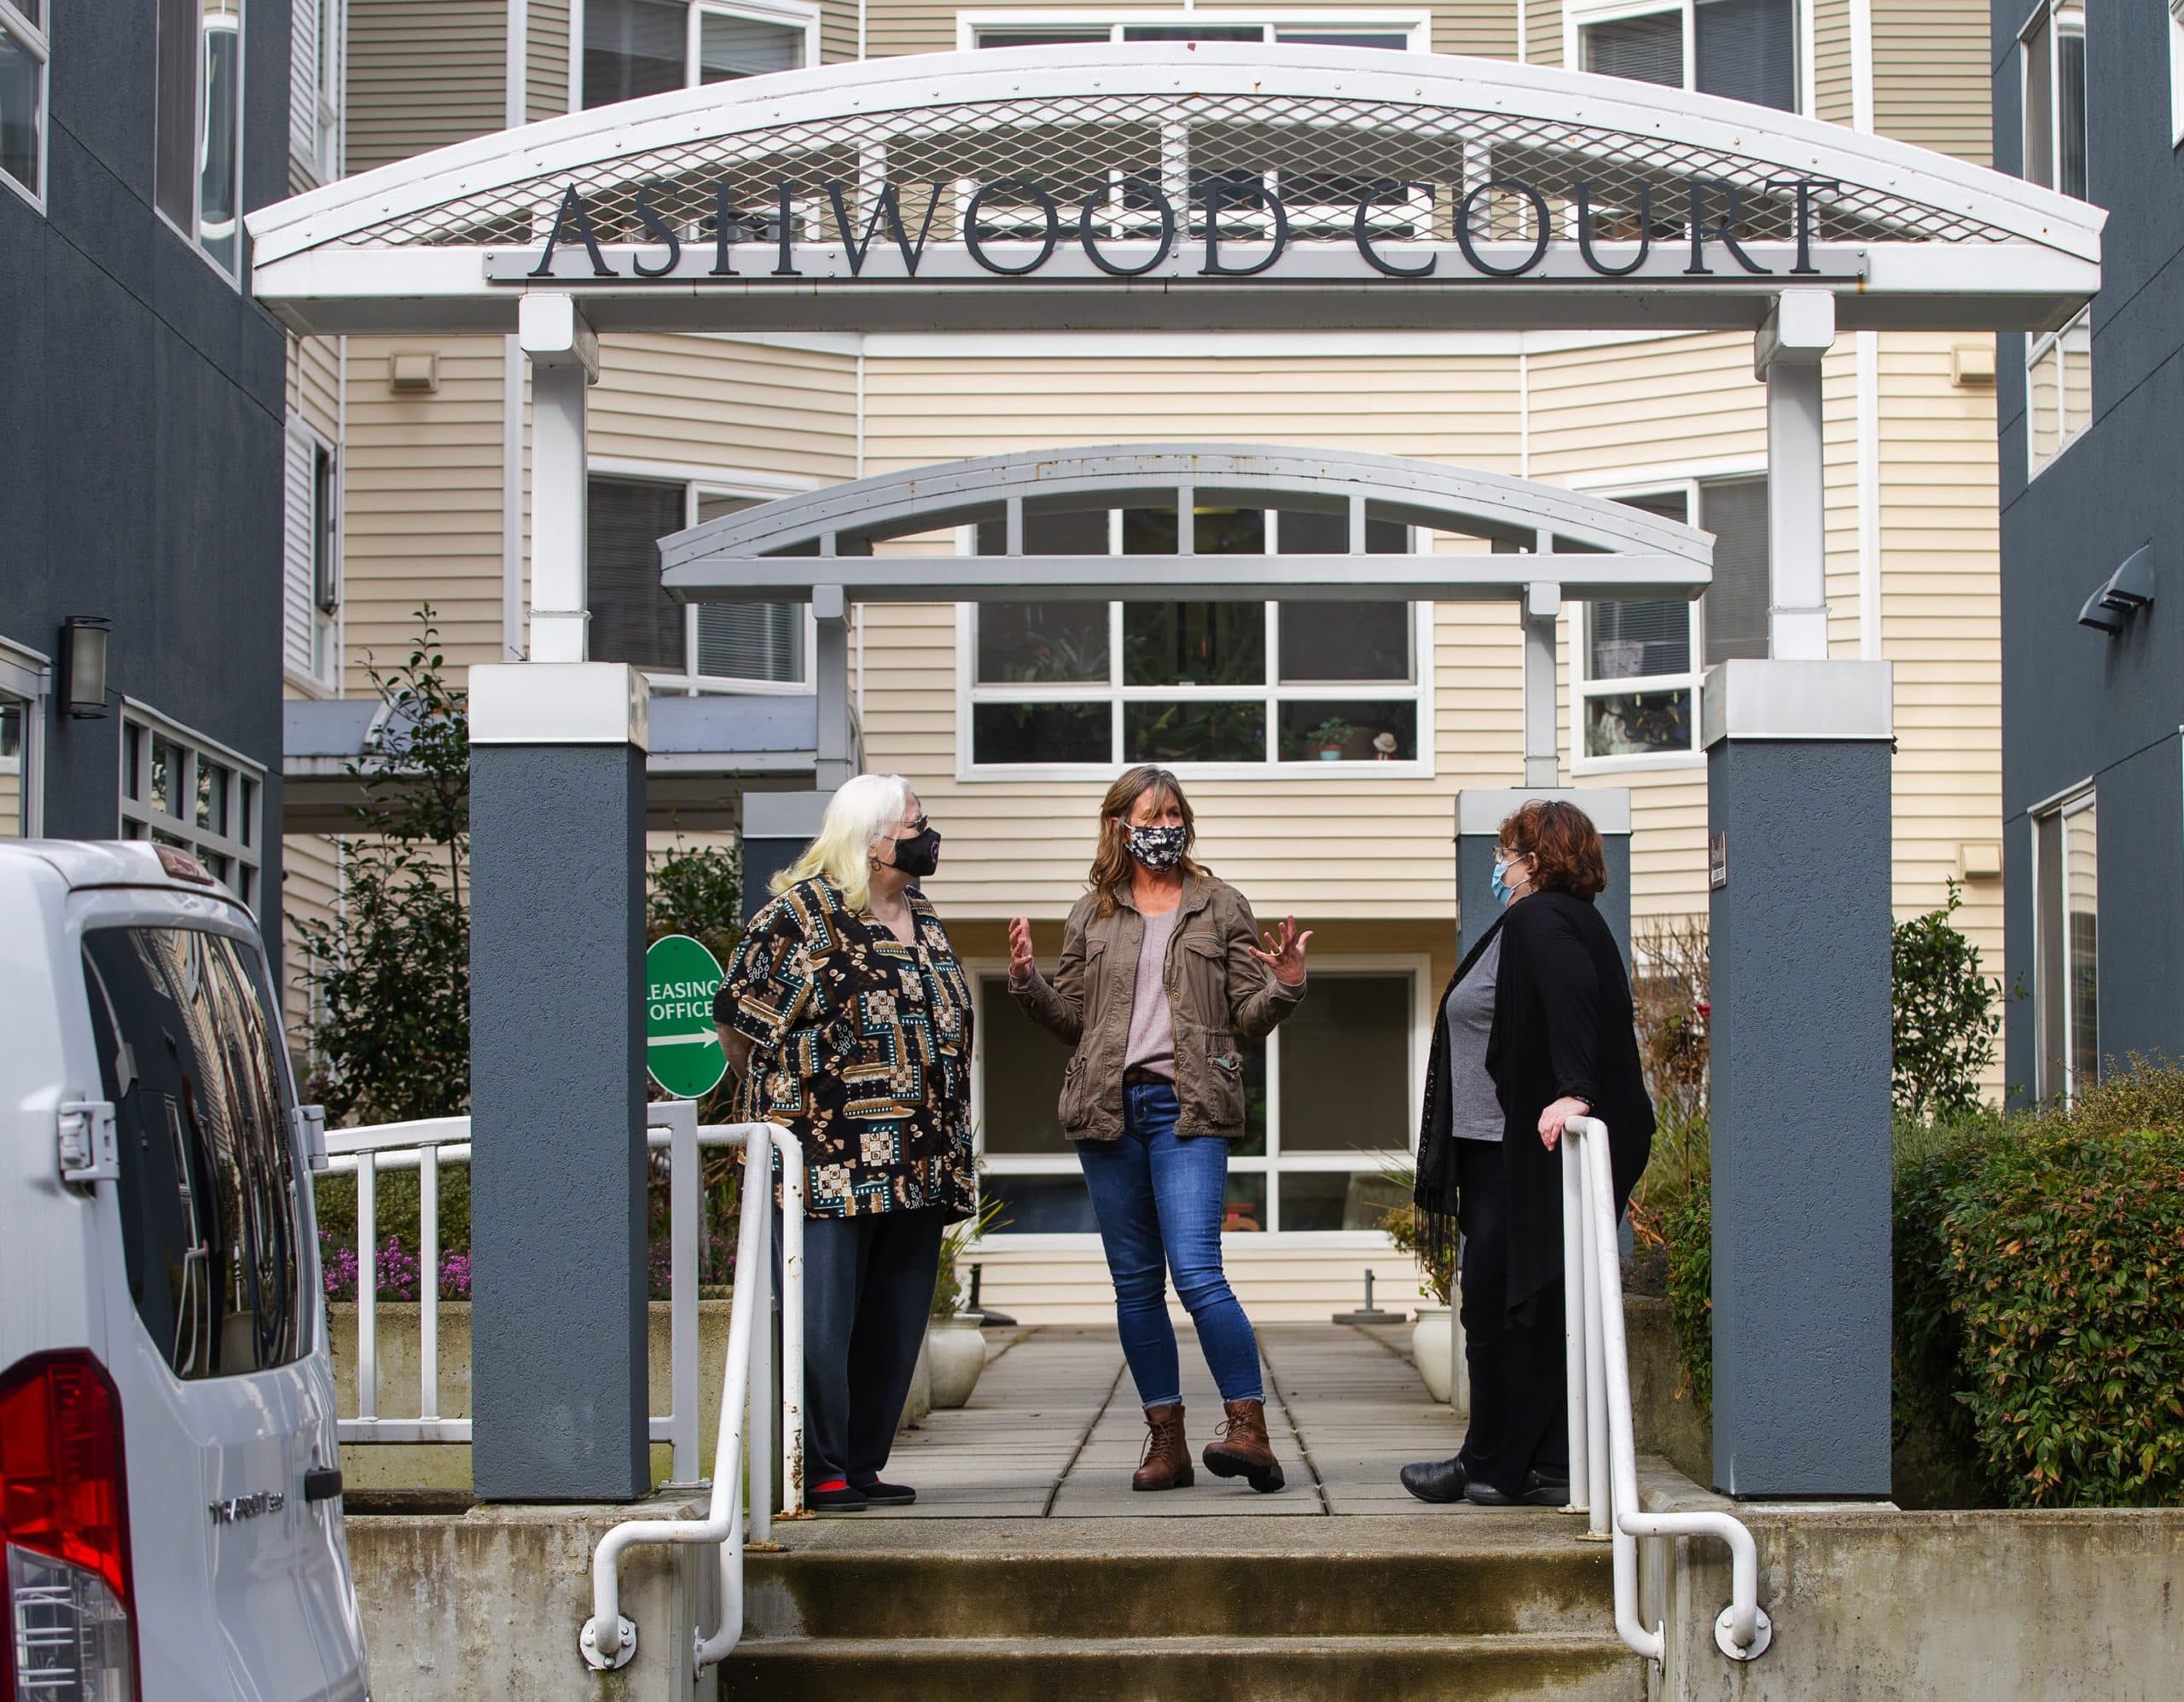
[1010,874,1305,1141]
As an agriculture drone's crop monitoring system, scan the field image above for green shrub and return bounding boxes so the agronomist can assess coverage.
[1891,880,2001,1122]
[1658,1147,1714,1416]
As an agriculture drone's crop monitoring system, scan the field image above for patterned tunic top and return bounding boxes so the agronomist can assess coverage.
[713,876,974,1220]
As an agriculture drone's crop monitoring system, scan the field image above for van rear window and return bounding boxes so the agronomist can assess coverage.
[80,927,307,1379]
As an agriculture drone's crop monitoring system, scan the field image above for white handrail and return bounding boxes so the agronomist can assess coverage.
[583,1121,804,1675]
[1560,1114,1772,1665]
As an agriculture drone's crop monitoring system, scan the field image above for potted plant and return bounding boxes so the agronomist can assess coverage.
[926,1195,1007,1409]
[1380,1164,1461,1406]
[1306,717,1353,761]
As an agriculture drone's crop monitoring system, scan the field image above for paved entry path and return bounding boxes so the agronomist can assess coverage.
[865,1323,1471,1519]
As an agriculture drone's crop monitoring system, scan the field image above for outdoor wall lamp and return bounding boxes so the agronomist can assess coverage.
[2077,544,2154,635]
[61,616,111,718]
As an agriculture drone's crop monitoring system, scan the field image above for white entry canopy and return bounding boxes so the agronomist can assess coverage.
[247,45,2102,338]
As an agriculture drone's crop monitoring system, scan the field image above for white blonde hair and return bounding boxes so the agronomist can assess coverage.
[771,773,915,910]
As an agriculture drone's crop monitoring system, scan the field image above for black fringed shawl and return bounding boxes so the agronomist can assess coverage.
[1412,915,1508,1287]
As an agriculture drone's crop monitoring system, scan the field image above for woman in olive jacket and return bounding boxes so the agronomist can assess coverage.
[1008,765,1311,1494]
[1402,798,1653,1507]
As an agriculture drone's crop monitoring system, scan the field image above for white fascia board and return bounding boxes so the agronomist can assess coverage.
[1455,787,1634,836]
[470,663,652,749]
[245,44,2105,264]
[1699,659,1894,747]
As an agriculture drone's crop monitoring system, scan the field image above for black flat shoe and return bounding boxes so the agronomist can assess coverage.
[808,1484,869,1512]
[1463,1470,1570,1508]
[1398,1456,1469,1503]
[852,1479,916,1506]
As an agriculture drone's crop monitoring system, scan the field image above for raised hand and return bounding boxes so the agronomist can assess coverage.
[1246,915,1314,986]
[1008,915,1037,985]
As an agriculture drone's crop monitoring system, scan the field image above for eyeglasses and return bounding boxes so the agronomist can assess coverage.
[906,814,929,834]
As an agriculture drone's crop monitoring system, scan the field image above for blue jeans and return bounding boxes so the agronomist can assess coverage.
[1077,1083,1264,1409]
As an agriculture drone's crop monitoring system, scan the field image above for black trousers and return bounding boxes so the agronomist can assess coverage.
[802,1206,947,1488]
[1454,1137,1570,1495]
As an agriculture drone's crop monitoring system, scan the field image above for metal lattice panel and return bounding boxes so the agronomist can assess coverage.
[342,90,2020,255]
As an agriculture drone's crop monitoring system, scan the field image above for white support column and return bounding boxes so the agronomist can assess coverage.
[519,293,599,665]
[1523,578,1561,787]
[1755,289,1836,662]
[814,583,851,791]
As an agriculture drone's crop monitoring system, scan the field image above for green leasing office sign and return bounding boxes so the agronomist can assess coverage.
[646,933,728,1099]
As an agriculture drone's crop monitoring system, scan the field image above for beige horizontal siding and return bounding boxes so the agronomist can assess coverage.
[279,825,342,1054]
[347,0,507,172]
[867,2,1484,58]
[1813,0,1855,127]
[527,0,571,121]
[588,335,861,485]
[1440,0,1521,59]
[1524,0,1562,67]
[821,0,860,61]
[1872,0,1992,165]
[289,336,343,446]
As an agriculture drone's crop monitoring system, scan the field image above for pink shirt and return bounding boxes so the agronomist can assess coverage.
[1123,905,1181,1080]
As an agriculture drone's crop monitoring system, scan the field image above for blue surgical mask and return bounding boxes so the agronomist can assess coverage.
[1490,859,1514,904]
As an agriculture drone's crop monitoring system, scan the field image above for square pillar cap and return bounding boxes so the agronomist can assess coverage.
[1457,787,1631,837]
[1701,659,1892,748]
[743,788,831,840]
[471,662,650,750]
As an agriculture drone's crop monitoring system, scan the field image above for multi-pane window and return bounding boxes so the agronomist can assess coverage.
[2026,306,2092,476]
[1577,476,1769,764]
[1,642,42,839]
[156,0,246,276]
[0,0,48,206]
[289,0,343,184]
[2033,787,2098,1104]
[967,15,1422,50]
[966,508,1426,771]
[973,963,1422,1234]
[583,0,815,107]
[2022,3,2088,200]
[2170,0,2184,148]
[1573,0,1799,113]
[285,426,340,688]
[587,473,810,689]
[119,711,263,909]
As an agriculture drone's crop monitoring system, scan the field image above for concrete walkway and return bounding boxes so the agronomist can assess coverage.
[863,1323,1479,1519]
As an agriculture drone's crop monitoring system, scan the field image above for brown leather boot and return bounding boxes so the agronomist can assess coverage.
[1132,1403,1194,1491]
[1203,1398,1286,1493]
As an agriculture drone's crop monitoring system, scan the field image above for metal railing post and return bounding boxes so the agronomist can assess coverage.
[418,1145,440,1422]
[356,1153,378,1424]
[667,1102,700,1484]
[1560,1142,1589,1519]
[776,1131,806,1515]
[1581,1137,1611,1541]
[746,1152,774,1548]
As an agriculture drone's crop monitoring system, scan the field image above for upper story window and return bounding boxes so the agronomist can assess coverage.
[0,0,48,208]
[2032,786,2098,1104]
[119,707,263,908]
[1576,475,1769,766]
[2021,2,2087,199]
[290,0,343,184]
[2026,305,2092,476]
[583,0,817,108]
[964,14,1425,51]
[2170,1,2184,148]
[964,508,1428,775]
[285,424,340,689]
[587,472,812,691]
[1571,0,1799,114]
[1,640,45,839]
[155,0,246,277]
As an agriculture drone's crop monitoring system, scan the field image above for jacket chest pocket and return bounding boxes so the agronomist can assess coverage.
[1175,929,1229,1027]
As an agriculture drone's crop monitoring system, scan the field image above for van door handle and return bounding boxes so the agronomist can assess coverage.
[304,1467,344,1502]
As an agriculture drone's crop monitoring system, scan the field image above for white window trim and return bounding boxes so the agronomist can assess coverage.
[1567,460,1764,776]
[1565,0,1809,117]
[2170,0,2184,149]
[2018,1,2085,195]
[290,0,346,186]
[2029,781,2097,1104]
[0,0,50,212]
[574,0,822,108]
[586,457,820,695]
[958,10,1432,52]
[118,700,264,908]
[0,636,51,837]
[967,950,1427,1240]
[952,516,1436,781]
[155,2,248,286]
[284,419,343,695]
[2024,302,2091,481]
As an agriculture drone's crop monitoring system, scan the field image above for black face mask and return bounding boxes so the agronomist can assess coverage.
[888,825,942,879]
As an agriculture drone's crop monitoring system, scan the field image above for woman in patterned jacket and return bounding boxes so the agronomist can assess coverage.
[712,773,973,1512]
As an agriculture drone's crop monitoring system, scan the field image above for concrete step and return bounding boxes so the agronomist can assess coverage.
[723,1632,1647,1702]
[746,1540,1617,1641]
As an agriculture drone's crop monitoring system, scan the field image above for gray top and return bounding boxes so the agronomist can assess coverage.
[1124,905,1181,1080]
[1443,932,1504,1141]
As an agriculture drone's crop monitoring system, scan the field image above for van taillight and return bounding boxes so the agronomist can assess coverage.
[0,1353,138,1702]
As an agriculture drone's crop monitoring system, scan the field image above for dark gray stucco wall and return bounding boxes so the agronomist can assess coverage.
[1992,0,2184,1090]
[469,743,651,1502]
[1455,831,1630,961]
[1708,737,1894,1496]
[0,3,294,950]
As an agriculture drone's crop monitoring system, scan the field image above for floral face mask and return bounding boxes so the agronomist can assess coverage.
[1126,823,1188,871]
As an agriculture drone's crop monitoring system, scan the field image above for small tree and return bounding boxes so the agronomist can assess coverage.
[1892,880,2001,1122]
[292,612,471,1124]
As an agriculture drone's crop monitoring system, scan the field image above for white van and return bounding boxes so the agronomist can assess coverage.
[0,841,370,1700]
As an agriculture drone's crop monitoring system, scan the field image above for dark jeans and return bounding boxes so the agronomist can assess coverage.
[802,1206,947,1488]
[1455,1136,1570,1495]
[1076,1082,1263,1409]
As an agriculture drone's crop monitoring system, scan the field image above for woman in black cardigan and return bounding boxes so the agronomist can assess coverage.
[1401,799,1654,1507]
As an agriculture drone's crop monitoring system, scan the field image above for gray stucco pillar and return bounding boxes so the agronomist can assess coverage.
[1705,658,1895,1497]
[468,664,653,1502]
[1455,787,1631,961]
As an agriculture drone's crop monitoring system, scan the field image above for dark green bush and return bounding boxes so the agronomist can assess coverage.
[1891,880,2001,1122]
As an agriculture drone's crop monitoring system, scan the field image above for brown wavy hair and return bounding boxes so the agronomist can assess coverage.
[1499,799,1608,898]
[1089,765,1205,915]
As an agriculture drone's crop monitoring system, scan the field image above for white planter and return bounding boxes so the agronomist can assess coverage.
[1411,1305,1455,1405]
[897,1333,932,1432]
[926,1318,986,1410]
